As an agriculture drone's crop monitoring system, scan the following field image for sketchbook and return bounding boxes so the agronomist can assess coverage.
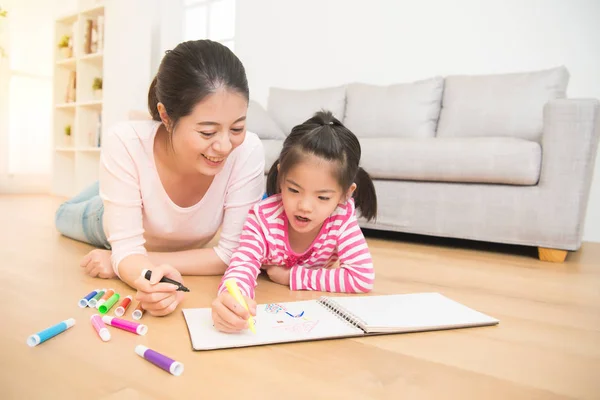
[182,292,499,351]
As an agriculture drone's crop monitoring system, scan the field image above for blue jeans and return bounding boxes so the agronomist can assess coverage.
[55,181,110,248]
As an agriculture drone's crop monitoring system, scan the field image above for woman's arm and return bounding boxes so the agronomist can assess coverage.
[117,254,154,287]
[99,123,183,316]
[119,255,184,317]
[147,248,226,276]
[99,124,151,281]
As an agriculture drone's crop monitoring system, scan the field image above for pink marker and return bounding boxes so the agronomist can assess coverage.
[102,315,148,336]
[90,314,111,342]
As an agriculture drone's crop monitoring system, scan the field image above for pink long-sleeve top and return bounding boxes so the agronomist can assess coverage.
[218,194,375,298]
[99,120,265,276]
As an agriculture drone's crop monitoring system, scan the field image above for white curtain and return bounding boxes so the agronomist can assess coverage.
[183,0,235,51]
[0,0,59,192]
[8,75,52,174]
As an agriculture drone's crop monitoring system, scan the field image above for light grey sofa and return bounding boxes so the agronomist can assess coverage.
[247,66,600,262]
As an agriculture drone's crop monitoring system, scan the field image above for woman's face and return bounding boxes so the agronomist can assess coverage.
[168,88,248,176]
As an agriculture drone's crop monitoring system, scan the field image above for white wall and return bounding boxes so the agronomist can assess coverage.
[153,0,183,73]
[103,0,182,129]
[102,0,156,131]
[235,0,600,242]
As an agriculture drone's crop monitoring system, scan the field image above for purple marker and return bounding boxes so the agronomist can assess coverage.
[135,345,184,376]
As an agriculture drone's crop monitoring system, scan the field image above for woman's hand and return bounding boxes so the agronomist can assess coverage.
[80,249,116,279]
[265,265,291,286]
[133,264,185,316]
[211,291,257,333]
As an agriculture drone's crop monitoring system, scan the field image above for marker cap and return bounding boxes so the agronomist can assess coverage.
[136,324,148,336]
[99,328,111,342]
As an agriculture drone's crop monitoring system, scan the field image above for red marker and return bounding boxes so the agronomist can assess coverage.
[114,295,132,317]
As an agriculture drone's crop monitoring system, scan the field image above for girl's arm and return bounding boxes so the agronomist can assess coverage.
[289,210,375,293]
[217,209,267,299]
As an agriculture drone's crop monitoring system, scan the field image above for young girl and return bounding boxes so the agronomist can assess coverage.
[211,110,377,333]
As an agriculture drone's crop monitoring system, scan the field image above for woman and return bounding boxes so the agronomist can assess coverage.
[55,40,265,316]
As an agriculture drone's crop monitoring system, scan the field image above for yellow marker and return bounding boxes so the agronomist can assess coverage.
[224,279,256,334]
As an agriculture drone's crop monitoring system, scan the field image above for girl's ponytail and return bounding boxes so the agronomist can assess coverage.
[353,167,377,221]
[266,160,280,196]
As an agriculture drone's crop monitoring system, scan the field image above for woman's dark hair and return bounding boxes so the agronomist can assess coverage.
[266,110,377,221]
[148,40,249,129]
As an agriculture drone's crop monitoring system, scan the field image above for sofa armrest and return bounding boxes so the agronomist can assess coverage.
[539,98,600,243]
[540,99,599,185]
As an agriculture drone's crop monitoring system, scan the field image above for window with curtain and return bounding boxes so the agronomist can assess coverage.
[183,0,235,52]
[0,0,53,189]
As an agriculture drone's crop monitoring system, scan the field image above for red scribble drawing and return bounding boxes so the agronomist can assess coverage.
[273,320,320,334]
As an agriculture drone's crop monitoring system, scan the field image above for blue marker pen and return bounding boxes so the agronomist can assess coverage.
[78,289,99,308]
[27,318,76,347]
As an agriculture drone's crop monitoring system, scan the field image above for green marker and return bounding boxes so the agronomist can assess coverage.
[88,289,106,308]
[99,293,120,314]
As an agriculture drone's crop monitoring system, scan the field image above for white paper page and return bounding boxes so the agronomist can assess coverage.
[328,293,499,333]
[182,300,364,350]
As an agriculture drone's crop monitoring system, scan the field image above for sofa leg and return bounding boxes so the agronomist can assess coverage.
[538,247,568,262]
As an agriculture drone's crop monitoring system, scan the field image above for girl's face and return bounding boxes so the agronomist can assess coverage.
[280,154,356,237]
[163,88,248,176]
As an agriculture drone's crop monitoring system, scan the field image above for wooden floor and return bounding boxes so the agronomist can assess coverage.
[1,195,599,400]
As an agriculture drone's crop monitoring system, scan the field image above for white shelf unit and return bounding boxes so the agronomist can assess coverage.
[52,3,105,197]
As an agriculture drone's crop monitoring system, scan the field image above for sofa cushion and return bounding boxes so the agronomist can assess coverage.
[261,139,284,174]
[359,137,541,185]
[267,86,346,133]
[437,66,569,142]
[247,100,286,140]
[345,77,444,139]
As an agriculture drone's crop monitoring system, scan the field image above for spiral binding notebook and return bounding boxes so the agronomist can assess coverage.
[182,293,499,351]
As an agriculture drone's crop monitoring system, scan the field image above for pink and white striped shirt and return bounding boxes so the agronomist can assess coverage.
[218,194,375,299]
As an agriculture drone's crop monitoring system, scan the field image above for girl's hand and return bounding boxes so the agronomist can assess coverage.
[265,265,291,286]
[211,291,257,333]
[80,249,116,279]
[133,264,184,316]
